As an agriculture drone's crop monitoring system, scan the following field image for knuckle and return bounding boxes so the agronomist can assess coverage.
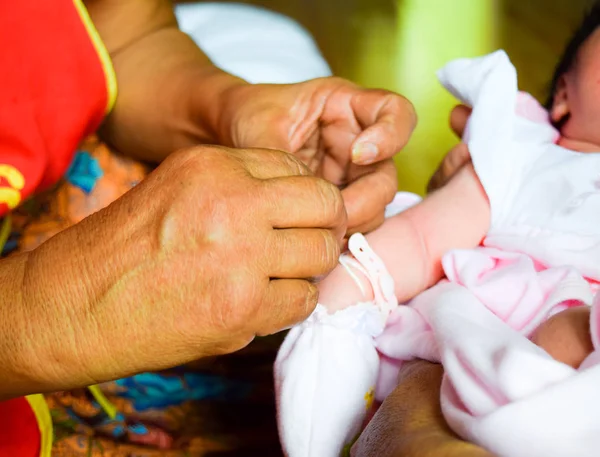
[327,76,346,84]
[282,281,317,325]
[286,280,308,306]
[176,145,226,163]
[169,145,233,175]
[304,283,319,315]
[374,90,418,125]
[378,166,398,204]
[382,91,418,129]
[318,229,341,272]
[314,179,344,215]
[280,150,309,175]
[218,270,263,332]
[400,95,418,126]
[315,75,350,88]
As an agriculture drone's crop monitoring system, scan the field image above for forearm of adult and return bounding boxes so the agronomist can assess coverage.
[0,190,164,399]
[353,361,494,457]
[85,0,246,161]
[1,172,210,398]
[1,145,347,400]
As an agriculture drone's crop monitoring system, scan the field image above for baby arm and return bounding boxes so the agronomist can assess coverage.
[318,163,490,312]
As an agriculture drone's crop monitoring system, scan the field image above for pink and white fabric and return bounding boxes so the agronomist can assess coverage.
[276,50,600,457]
[375,50,600,457]
[275,194,420,457]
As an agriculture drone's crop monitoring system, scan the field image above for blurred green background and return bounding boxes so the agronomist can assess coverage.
[197,0,591,194]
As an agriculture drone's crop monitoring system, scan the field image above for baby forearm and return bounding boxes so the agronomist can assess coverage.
[318,213,437,311]
[318,164,490,312]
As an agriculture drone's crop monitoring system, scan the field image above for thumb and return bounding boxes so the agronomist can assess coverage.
[450,104,472,138]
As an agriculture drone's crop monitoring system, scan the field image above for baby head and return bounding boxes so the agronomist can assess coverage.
[547,2,600,152]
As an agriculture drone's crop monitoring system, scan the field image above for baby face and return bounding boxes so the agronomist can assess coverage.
[551,27,600,152]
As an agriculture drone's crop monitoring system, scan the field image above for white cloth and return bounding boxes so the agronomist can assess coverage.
[441,50,600,280]
[175,3,332,84]
[277,50,600,457]
[276,304,384,457]
[374,51,600,457]
[275,194,421,457]
[376,280,600,457]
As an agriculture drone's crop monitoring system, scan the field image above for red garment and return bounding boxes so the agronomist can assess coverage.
[0,398,41,457]
[0,1,112,455]
[0,0,112,216]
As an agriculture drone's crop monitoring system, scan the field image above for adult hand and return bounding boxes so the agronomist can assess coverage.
[427,105,472,193]
[5,146,346,397]
[89,2,415,235]
[217,78,417,235]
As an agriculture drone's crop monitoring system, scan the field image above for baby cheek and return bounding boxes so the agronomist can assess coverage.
[530,306,594,369]
[573,71,600,140]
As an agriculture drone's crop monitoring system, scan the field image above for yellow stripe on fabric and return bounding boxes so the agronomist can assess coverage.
[25,394,53,457]
[72,0,118,115]
[88,384,118,419]
[0,215,11,254]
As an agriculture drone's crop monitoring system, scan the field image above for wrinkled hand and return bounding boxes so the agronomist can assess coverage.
[22,146,346,391]
[93,8,414,235]
[427,105,472,193]
[220,78,417,235]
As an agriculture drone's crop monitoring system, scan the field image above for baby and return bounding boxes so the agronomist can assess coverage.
[276,3,600,457]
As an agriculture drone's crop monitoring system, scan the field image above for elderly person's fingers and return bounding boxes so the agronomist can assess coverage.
[341,159,398,235]
[450,104,472,137]
[427,142,471,193]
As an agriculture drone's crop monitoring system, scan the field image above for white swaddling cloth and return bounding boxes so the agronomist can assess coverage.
[274,193,421,457]
[376,51,600,457]
[419,49,600,457]
[276,50,600,457]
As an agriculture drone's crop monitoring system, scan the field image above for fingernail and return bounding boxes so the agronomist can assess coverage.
[352,142,379,165]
